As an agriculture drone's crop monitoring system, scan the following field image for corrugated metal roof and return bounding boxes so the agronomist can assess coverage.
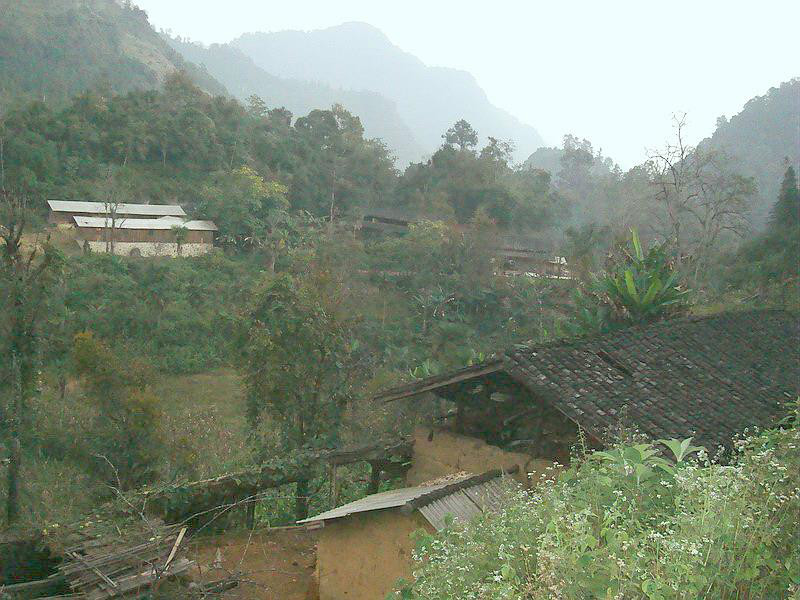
[48,201,186,217]
[418,478,509,530]
[73,216,218,231]
[297,475,474,524]
[299,471,515,530]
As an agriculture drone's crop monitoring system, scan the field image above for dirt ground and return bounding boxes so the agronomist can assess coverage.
[187,528,318,599]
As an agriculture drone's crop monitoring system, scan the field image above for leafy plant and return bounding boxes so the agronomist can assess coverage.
[402,414,800,599]
[570,229,691,334]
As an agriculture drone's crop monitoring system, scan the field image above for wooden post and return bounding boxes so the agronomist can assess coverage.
[329,464,339,507]
[367,461,382,495]
[246,499,256,530]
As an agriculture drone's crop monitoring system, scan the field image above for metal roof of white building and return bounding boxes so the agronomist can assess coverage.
[48,200,186,217]
[73,216,218,231]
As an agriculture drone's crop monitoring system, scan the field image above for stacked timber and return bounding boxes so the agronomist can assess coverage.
[57,524,192,599]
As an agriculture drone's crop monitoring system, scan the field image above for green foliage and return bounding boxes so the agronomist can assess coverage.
[72,331,163,489]
[242,272,359,444]
[0,0,225,109]
[725,165,800,303]
[570,229,690,334]
[702,79,800,226]
[199,166,293,253]
[402,416,800,599]
[397,122,566,229]
[59,252,261,374]
[0,77,397,220]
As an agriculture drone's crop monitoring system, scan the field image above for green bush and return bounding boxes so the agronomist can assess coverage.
[402,415,800,599]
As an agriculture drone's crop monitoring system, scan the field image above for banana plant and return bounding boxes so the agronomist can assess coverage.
[599,229,690,323]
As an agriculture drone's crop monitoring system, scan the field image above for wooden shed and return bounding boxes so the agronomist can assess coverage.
[299,471,514,600]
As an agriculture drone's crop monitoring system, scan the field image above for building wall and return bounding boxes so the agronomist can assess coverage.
[83,241,213,257]
[78,228,212,244]
[406,427,550,487]
[316,510,432,600]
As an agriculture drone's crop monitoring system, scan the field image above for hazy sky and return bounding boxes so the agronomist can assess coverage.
[135,0,798,167]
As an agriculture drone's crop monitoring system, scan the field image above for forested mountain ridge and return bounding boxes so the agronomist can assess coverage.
[165,36,425,165]
[525,79,800,229]
[0,0,226,108]
[231,22,545,162]
[699,78,800,226]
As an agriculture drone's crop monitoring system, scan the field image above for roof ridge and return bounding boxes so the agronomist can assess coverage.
[509,309,796,355]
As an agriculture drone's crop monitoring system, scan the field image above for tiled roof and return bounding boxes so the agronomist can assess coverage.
[377,310,800,452]
[298,471,513,530]
[505,310,799,452]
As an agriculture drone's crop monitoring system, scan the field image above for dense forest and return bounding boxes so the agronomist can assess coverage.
[0,2,797,597]
[0,0,225,107]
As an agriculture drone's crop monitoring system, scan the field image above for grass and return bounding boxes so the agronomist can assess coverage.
[152,369,252,479]
[4,368,252,532]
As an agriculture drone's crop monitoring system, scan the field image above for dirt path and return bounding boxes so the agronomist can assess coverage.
[187,528,318,599]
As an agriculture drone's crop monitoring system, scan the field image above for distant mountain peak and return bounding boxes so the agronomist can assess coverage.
[231,23,544,162]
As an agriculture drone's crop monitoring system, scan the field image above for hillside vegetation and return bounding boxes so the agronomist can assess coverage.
[0,0,225,108]
[404,417,800,599]
[166,36,425,165]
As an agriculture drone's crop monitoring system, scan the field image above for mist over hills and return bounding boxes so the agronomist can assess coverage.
[698,79,800,225]
[524,79,799,228]
[165,36,425,165]
[0,0,225,107]
[231,22,545,163]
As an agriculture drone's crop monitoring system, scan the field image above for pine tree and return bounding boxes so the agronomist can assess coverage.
[769,165,800,231]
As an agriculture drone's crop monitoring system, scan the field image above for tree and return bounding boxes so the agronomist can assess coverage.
[171,224,188,256]
[443,120,478,152]
[0,191,63,524]
[241,273,361,519]
[72,332,162,489]
[199,166,293,267]
[646,115,754,279]
[731,165,800,302]
[769,165,800,231]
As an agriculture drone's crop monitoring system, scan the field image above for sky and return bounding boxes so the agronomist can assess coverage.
[134,0,799,168]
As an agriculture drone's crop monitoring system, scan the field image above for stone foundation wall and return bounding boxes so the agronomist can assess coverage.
[83,241,212,257]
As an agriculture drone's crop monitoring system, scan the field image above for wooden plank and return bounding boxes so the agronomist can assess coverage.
[86,559,193,600]
[0,573,67,599]
[161,528,186,571]
[66,551,117,591]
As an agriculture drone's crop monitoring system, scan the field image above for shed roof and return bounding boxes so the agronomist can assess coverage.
[375,310,800,452]
[73,216,218,231]
[48,200,186,217]
[299,470,513,530]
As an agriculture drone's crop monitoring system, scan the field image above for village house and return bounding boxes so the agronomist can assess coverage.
[73,215,218,257]
[47,200,186,224]
[302,309,799,599]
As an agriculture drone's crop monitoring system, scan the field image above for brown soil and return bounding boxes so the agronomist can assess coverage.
[187,528,318,599]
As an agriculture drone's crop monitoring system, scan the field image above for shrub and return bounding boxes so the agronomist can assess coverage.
[402,415,800,599]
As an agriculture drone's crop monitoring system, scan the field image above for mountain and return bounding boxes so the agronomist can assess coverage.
[699,78,800,227]
[231,22,544,163]
[166,37,424,165]
[0,0,225,108]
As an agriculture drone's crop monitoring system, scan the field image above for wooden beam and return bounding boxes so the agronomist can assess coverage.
[373,361,505,403]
